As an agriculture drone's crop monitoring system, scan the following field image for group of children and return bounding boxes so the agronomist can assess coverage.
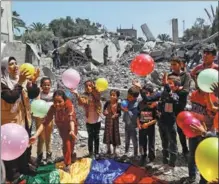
[30,46,218,183]
[1,45,218,184]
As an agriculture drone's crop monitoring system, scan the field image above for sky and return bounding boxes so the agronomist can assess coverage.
[12,1,218,38]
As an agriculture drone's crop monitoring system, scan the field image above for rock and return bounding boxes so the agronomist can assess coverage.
[78,131,88,139]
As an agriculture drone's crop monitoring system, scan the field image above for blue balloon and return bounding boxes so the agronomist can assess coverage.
[121,100,128,108]
[65,89,73,100]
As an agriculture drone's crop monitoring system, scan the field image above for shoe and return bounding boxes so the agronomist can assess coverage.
[157,164,169,171]
[63,165,71,173]
[95,154,100,160]
[139,155,146,167]
[46,152,53,164]
[37,153,44,166]
[163,166,175,175]
[71,152,77,163]
[182,176,196,184]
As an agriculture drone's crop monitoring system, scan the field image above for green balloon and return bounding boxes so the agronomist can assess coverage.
[31,100,50,118]
[197,69,218,93]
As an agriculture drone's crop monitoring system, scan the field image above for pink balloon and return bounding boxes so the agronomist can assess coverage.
[182,117,201,138]
[62,69,80,89]
[1,123,29,161]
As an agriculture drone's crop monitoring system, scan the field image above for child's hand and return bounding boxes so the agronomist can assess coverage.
[112,113,119,119]
[121,107,128,112]
[29,135,37,146]
[69,131,77,140]
[162,72,168,85]
[137,124,142,130]
[103,109,109,116]
[70,89,78,95]
[132,80,141,89]
[142,123,149,129]
[32,68,40,83]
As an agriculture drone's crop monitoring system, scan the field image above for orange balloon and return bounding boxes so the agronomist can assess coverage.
[214,112,218,131]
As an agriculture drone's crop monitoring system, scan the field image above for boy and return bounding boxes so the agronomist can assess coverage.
[183,74,218,184]
[168,56,191,156]
[157,75,180,175]
[122,86,140,158]
[137,85,157,166]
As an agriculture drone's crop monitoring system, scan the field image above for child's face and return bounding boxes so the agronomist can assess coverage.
[85,81,93,93]
[110,91,118,102]
[127,94,135,101]
[168,79,178,92]
[41,80,51,94]
[170,61,181,72]
[53,95,65,110]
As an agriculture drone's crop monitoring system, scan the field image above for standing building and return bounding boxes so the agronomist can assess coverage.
[1,1,13,42]
[117,26,137,39]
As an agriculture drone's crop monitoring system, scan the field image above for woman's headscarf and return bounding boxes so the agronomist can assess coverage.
[1,57,19,90]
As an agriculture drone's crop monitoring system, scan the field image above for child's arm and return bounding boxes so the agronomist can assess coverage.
[137,117,142,129]
[147,120,156,126]
[117,103,122,117]
[206,93,218,112]
[103,101,109,116]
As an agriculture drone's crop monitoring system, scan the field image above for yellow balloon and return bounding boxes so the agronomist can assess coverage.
[19,63,35,76]
[95,78,108,92]
[195,137,218,182]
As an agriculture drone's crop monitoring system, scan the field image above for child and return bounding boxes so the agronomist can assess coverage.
[72,80,101,158]
[122,86,140,157]
[34,77,54,165]
[103,89,121,156]
[137,85,157,166]
[29,90,77,172]
[157,75,180,175]
[183,77,218,184]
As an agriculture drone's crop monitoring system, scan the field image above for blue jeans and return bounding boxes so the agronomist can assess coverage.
[158,122,178,167]
[188,136,207,184]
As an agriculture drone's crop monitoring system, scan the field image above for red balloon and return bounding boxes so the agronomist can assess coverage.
[182,117,201,138]
[130,54,155,76]
[176,111,194,129]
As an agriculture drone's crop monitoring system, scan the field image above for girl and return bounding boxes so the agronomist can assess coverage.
[103,90,121,156]
[34,77,54,165]
[29,90,77,172]
[71,80,102,159]
[1,57,40,182]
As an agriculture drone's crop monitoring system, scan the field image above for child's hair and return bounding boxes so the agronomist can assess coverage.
[168,75,181,87]
[169,56,182,64]
[84,80,94,86]
[40,77,52,87]
[142,84,154,94]
[128,86,140,98]
[53,90,67,101]
[110,89,120,97]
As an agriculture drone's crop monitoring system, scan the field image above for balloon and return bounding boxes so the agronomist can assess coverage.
[181,117,201,138]
[213,112,218,131]
[1,123,29,161]
[31,99,50,118]
[130,54,155,76]
[176,111,194,129]
[62,69,80,89]
[19,63,35,76]
[197,69,218,93]
[95,78,108,92]
[121,100,129,108]
[195,137,218,182]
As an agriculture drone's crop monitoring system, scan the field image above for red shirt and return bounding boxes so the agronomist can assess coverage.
[190,90,217,130]
[43,99,77,130]
[190,63,219,78]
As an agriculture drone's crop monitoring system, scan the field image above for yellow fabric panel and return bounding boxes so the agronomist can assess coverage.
[56,158,92,184]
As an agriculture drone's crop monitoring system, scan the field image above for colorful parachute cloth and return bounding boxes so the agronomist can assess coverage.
[22,158,166,184]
